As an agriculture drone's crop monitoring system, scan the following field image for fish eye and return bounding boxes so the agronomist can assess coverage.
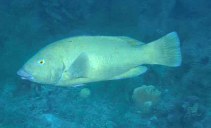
[38,59,45,65]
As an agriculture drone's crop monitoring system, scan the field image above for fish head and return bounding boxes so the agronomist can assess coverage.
[17,49,64,85]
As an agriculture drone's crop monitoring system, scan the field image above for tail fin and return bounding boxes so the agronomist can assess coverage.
[146,32,182,67]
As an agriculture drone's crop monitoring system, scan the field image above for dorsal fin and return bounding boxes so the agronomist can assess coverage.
[117,36,145,46]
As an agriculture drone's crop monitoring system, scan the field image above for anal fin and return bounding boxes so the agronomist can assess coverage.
[110,66,148,80]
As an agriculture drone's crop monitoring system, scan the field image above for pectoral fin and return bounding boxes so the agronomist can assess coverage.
[68,53,89,78]
[110,66,148,80]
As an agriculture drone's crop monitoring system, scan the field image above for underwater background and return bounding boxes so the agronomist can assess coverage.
[0,0,210,128]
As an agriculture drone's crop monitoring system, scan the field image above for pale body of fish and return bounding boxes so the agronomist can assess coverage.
[17,32,181,86]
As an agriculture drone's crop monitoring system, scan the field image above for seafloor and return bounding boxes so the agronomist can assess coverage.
[0,0,210,128]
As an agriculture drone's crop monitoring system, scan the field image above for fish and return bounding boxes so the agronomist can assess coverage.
[17,32,182,86]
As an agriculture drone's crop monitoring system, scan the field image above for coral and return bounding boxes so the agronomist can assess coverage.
[132,85,161,113]
[181,96,206,123]
[79,88,91,98]
[0,0,210,127]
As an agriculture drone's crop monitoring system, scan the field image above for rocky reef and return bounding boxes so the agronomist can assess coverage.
[0,0,210,127]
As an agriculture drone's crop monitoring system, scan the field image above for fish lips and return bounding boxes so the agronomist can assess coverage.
[17,69,34,81]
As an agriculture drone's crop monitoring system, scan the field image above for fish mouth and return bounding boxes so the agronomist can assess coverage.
[17,69,34,81]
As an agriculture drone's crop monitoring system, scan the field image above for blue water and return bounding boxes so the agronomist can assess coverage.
[0,0,211,128]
